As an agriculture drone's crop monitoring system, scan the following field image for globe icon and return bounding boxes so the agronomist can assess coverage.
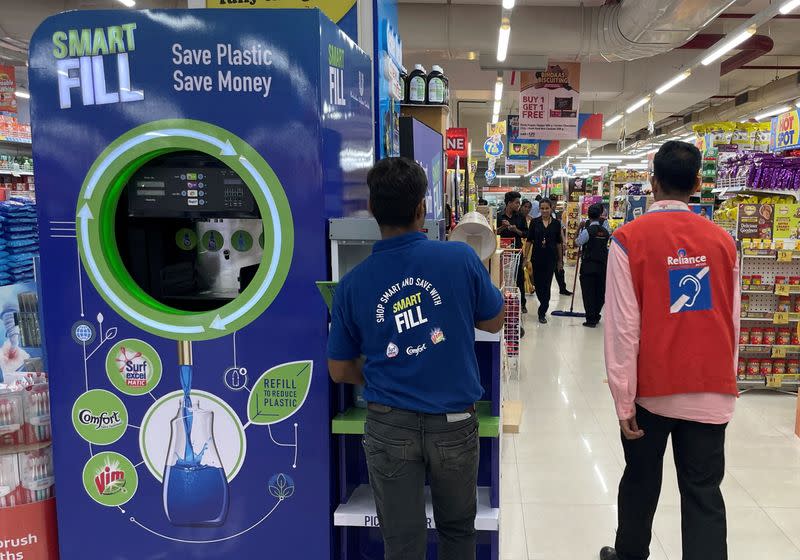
[75,324,93,342]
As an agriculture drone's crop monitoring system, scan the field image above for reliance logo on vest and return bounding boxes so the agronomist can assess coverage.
[667,248,707,267]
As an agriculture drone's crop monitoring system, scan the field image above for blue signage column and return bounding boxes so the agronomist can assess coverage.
[29,10,372,559]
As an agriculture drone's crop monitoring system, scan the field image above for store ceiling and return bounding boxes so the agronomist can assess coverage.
[398,0,800,157]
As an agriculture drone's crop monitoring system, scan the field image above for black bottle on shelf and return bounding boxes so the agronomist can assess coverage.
[426,65,449,105]
[406,64,427,104]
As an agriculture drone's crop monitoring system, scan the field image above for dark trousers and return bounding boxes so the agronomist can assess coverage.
[364,405,479,560]
[616,405,728,560]
[555,267,568,292]
[516,261,527,308]
[533,255,556,319]
[579,270,606,324]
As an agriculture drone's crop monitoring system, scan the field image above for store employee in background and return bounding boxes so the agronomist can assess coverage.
[497,190,529,312]
[576,202,610,328]
[328,157,504,560]
[601,141,738,560]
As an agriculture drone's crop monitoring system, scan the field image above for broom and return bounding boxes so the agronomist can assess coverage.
[551,251,586,318]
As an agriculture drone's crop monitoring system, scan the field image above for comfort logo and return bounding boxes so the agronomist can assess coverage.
[667,249,707,267]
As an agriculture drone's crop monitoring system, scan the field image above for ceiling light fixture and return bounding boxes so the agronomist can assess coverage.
[626,96,651,114]
[604,114,623,128]
[655,71,691,95]
[14,90,29,99]
[491,113,500,124]
[494,78,503,102]
[701,27,756,66]
[780,0,800,14]
[754,106,791,121]
[117,0,136,6]
[496,19,511,62]
[502,0,516,9]
[493,100,501,115]
[577,138,587,145]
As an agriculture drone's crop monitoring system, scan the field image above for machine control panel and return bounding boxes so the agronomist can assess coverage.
[127,164,257,218]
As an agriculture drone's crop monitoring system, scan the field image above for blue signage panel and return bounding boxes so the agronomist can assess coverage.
[29,9,372,559]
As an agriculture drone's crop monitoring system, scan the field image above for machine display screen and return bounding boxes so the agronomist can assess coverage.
[126,152,257,218]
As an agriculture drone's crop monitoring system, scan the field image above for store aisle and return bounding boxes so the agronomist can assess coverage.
[500,278,800,560]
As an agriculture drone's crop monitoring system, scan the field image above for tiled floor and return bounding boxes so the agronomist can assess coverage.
[501,278,800,560]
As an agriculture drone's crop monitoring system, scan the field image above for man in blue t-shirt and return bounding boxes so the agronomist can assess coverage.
[328,157,504,560]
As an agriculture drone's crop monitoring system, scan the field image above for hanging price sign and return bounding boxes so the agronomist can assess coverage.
[766,374,783,389]
[772,346,788,358]
[776,284,791,296]
[778,250,794,263]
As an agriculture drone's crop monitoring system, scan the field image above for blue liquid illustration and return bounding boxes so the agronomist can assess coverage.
[163,364,229,527]
[164,464,229,527]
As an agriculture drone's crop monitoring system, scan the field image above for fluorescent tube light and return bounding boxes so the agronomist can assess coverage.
[497,20,511,62]
[780,0,800,14]
[604,114,623,128]
[117,0,136,6]
[494,79,503,102]
[502,0,515,9]
[578,159,622,164]
[626,96,651,114]
[655,71,691,95]
[14,90,29,99]
[493,100,501,115]
[491,112,500,124]
[701,28,756,66]
[754,106,791,121]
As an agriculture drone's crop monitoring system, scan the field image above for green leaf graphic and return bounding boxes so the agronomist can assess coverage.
[248,361,312,425]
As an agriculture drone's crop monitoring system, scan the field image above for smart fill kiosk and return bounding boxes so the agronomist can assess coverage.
[30,9,372,558]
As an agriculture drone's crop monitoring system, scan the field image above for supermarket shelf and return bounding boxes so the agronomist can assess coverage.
[742,253,800,260]
[0,441,50,457]
[0,138,32,146]
[400,103,450,112]
[334,484,499,531]
[331,401,500,438]
[742,289,777,295]
[740,316,789,322]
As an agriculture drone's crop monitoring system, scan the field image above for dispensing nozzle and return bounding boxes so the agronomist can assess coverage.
[178,340,193,366]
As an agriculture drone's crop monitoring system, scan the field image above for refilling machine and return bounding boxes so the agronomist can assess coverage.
[29,9,372,559]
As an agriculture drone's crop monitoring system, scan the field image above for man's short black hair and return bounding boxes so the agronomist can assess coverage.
[367,157,428,227]
[535,194,543,202]
[478,198,488,205]
[653,141,702,194]
[587,203,603,221]
[505,191,522,205]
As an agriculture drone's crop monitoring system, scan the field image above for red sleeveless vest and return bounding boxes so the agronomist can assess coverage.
[613,208,739,398]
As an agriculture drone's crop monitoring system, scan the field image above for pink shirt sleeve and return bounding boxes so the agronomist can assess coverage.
[604,240,640,420]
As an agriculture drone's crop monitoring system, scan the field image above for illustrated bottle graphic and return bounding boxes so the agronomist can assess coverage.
[163,342,229,527]
[163,403,230,527]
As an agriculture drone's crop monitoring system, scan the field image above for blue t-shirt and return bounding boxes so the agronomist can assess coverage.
[327,232,503,413]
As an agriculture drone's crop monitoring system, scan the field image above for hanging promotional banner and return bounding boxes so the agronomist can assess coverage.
[770,110,800,152]
[446,128,468,158]
[568,177,587,202]
[486,121,506,137]
[485,168,497,184]
[484,135,504,158]
[0,65,16,116]
[518,62,581,140]
[507,113,600,160]
[505,161,531,175]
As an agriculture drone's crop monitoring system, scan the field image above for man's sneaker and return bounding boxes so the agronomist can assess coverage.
[522,305,528,314]
[560,289,573,296]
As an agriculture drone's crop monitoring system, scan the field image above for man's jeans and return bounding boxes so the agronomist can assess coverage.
[363,404,480,560]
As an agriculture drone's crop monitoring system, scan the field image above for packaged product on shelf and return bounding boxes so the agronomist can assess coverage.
[763,328,777,345]
[0,389,24,447]
[739,328,750,345]
[776,276,788,287]
[19,446,54,504]
[742,294,750,314]
[0,454,21,508]
[746,359,761,377]
[777,328,792,345]
[760,359,774,376]
[793,331,800,345]
[742,275,752,288]
[777,296,791,313]
[737,357,747,379]
[751,274,762,286]
[788,359,800,375]
[791,276,800,285]
[750,326,763,345]
[774,360,787,376]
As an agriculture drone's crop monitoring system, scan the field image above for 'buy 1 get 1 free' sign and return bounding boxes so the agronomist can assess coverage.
[771,109,800,151]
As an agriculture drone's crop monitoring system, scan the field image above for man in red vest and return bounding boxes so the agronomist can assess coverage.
[600,141,739,560]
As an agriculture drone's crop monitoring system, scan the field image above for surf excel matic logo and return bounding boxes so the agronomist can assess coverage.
[328,44,346,106]
[667,249,712,314]
[52,24,145,109]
